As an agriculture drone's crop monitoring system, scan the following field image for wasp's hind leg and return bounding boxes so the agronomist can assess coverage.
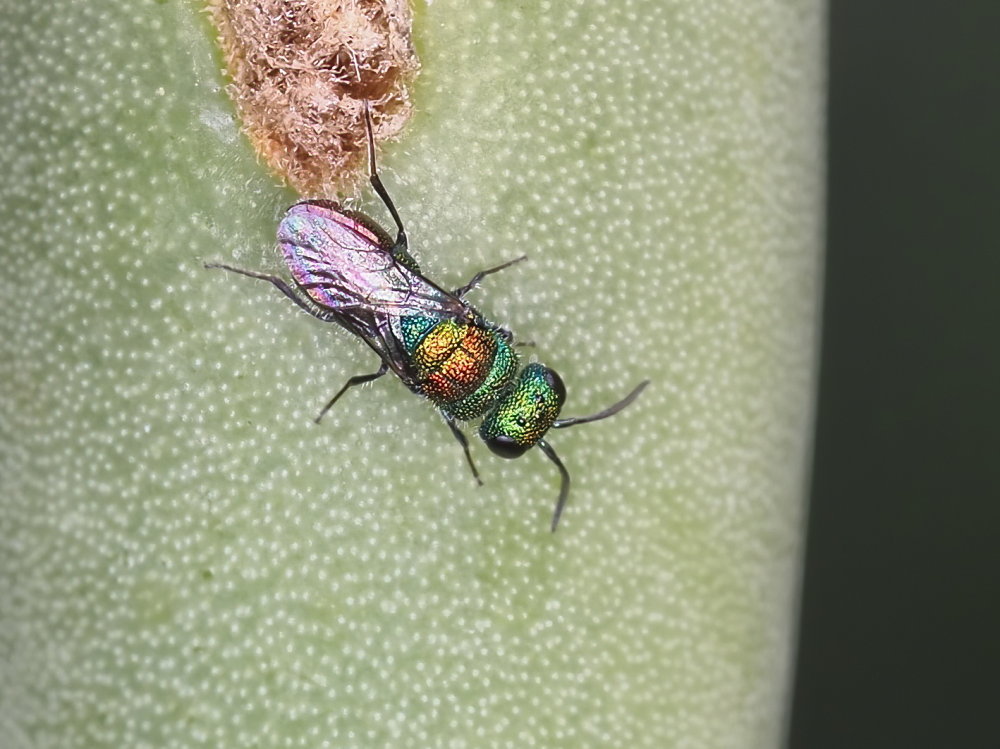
[204,263,337,323]
[361,101,410,257]
[314,362,390,424]
[441,411,483,486]
[453,255,528,299]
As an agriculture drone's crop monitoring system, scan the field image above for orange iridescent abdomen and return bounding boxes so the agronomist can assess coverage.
[413,319,496,402]
[402,316,518,419]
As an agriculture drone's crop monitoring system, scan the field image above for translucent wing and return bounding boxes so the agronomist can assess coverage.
[279,200,471,384]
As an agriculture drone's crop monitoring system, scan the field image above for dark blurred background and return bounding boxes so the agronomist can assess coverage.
[788,2,1000,748]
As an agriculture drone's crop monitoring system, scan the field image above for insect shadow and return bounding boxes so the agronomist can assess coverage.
[207,102,648,531]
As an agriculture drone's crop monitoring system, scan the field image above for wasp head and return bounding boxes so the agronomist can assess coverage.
[479,363,566,458]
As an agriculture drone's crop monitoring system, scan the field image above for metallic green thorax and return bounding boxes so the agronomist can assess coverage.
[400,314,438,354]
[480,363,566,449]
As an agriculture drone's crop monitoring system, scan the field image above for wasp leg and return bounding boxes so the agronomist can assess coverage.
[492,326,533,348]
[315,362,389,424]
[204,263,338,324]
[482,318,533,349]
[538,439,571,532]
[453,255,528,299]
[441,411,483,486]
[362,100,409,259]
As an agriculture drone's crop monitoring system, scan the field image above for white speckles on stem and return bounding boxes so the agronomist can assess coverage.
[0,0,822,747]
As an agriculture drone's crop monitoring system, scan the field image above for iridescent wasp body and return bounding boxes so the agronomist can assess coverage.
[207,105,647,531]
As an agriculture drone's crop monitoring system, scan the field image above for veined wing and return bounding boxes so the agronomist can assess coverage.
[279,201,464,316]
[278,200,472,384]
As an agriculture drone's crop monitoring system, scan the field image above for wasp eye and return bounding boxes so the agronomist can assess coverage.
[484,434,530,460]
[544,368,566,404]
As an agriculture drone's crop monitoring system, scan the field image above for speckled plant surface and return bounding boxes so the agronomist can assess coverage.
[0,1,823,747]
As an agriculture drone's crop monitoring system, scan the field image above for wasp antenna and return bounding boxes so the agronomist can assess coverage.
[538,439,570,532]
[551,380,649,430]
